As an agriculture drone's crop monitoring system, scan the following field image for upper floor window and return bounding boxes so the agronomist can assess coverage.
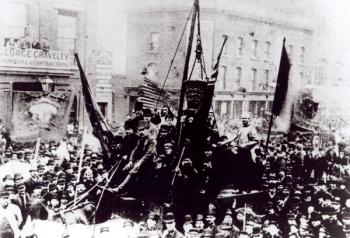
[315,59,328,85]
[252,40,258,58]
[57,10,77,53]
[264,69,270,86]
[1,2,28,45]
[149,32,159,52]
[252,68,257,91]
[218,66,227,90]
[264,41,271,59]
[288,44,294,59]
[236,67,242,87]
[300,47,305,63]
[237,37,244,57]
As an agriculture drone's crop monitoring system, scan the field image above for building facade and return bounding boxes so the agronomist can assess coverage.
[124,0,348,121]
[124,0,317,120]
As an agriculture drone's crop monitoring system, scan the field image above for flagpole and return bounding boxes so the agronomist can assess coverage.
[264,113,274,159]
[74,127,87,206]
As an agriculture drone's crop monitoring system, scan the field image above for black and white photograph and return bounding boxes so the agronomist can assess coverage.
[0,0,350,237]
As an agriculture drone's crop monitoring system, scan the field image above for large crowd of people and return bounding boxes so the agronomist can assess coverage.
[0,104,350,238]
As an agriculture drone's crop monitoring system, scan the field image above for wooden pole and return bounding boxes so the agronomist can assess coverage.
[264,113,274,159]
[175,0,199,141]
[74,127,87,206]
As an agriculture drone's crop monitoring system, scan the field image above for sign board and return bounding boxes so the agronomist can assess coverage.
[0,47,76,73]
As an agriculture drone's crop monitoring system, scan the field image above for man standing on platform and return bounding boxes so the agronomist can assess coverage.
[235,112,258,148]
[112,120,157,196]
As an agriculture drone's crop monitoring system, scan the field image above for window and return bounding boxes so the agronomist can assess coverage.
[288,44,294,59]
[265,41,271,59]
[222,35,228,56]
[1,2,28,43]
[221,102,227,116]
[149,32,159,52]
[300,47,305,63]
[315,59,328,85]
[236,67,242,87]
[57,10,77,52]
[264,70,270,87]
[219,66,227,90]
[300,72,304,83]
[233,101,243,119]
[252,40,258,58]
[252,68,257,91]
[237,37,244,57]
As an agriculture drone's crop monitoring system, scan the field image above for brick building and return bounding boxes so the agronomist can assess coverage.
[124,0,348,120]
[0,0,90,129]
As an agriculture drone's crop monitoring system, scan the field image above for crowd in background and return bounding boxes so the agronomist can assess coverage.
[0,105,350,238]
[4,35,50,51]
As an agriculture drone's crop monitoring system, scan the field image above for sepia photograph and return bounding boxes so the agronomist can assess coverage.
[0,0,350,237]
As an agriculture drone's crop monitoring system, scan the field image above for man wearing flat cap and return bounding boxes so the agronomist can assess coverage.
[162,212,184,238]
[0,189,23,238]
[144,211,162,238]
[112,120,157,196]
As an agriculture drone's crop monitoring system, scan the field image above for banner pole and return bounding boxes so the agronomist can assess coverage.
[74,127,87,206]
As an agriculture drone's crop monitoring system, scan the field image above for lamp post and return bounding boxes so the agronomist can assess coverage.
[39,76,54,93]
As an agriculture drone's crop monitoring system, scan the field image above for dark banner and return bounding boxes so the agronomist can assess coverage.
[11,91,74,142]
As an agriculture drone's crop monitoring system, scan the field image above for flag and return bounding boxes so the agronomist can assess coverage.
[210,36,227,81]
[75,54,114,158]
[11,91,74,143]
[272,38,291,116]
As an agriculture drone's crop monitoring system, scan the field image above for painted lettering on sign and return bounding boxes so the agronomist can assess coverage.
[0,47,75,72]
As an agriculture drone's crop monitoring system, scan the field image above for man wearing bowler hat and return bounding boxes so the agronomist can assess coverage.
[162,212,184,238]
[0,189,23,238]
[112,120,157,196]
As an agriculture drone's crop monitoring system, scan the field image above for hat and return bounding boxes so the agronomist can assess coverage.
[188,228,200,234]
[50,192,59,200]
[220,223,232,231]
[163,212,175,223]
[143,108,152,117]
[14,173,23,183]
[47,159,54,166]
[164,142,173,148]
[49,184,56,191]
[124,119,135,130]
[147,212,158,221]
[100,227,110,233]
[224,209,233,216]
[0,190,10,198]
[310,212,321,221]
[123,220,134,228]
[137,120,149,131]
[57,179,66,185]
[2,174,14,182]
[196,214,204,221]
[183,214,193,224]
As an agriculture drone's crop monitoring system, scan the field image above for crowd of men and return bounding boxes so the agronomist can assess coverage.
[1,105,350,238]
[4,35,50,51]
